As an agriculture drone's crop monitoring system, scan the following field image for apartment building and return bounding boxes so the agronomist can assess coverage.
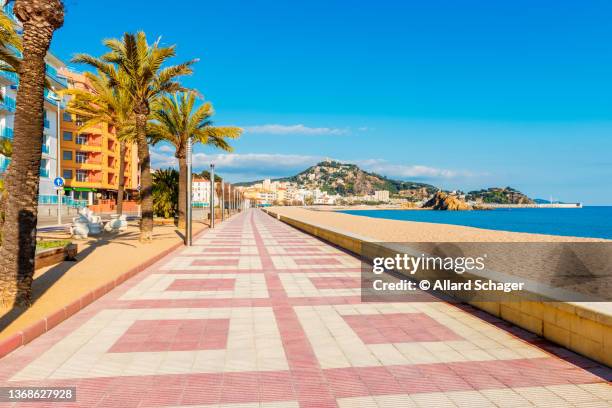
[59,70,139,204]
[192,177,219,206]
[0,1,70,205]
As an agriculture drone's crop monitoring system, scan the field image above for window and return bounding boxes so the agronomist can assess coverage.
[40,159,49,178]
[76,152,87,164]
[63,112,72,122]
[63,131,73,141]
[76,170,87,182]
[76,134,87,145]
[63,150,72,161]
[63,169,73,179]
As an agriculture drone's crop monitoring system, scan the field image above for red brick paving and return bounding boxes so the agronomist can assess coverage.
[0,209,609,408]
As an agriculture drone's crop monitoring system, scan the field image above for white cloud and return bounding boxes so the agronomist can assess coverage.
[156,145,175,153]
[243,124,348,136]
[151,148,322,181]
[150,148,476,185]
[150,150,177,168]
[356,159,471,180]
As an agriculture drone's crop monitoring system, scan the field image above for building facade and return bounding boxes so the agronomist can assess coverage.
[59,70,139,204]
[192,178,218,207]
[0,1,72,205]
[0,2,139,209]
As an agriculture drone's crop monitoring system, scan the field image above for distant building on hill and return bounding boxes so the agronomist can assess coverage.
[374,190,390,202]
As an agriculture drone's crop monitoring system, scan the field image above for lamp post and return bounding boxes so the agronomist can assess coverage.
[48,90,62,226]
[221,181,225,221]
[210,163,215,229]
[185,138,193,246]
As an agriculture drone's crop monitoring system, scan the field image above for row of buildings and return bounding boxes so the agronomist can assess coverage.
[0,1,139,208]
[237,179,392,206]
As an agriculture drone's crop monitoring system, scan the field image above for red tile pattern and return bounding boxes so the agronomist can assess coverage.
[108,318,230,352]
[166,278,236,291]
[343,312,463,343]
[0,209,609,408]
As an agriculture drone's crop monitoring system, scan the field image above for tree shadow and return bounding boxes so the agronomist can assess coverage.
[0,229,137,333]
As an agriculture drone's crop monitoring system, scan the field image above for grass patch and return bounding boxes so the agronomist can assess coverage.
[37,240,72,251]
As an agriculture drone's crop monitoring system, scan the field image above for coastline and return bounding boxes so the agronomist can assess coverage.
[268,206,606,242]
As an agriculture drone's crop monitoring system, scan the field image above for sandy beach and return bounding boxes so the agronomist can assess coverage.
[268,206,605,242]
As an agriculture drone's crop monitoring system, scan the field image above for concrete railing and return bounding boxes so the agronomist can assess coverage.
[263,208,612,367]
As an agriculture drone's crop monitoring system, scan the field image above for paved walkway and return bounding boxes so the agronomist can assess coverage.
[0,209,610,407]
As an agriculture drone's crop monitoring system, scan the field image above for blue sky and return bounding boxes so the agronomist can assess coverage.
[52,0,612,204]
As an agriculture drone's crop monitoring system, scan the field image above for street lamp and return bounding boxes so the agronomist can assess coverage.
[185,138,193,246]
[210,163,215,229]
[48,89,62,226]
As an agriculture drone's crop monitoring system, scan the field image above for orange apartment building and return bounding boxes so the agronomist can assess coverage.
[59,70,139,205]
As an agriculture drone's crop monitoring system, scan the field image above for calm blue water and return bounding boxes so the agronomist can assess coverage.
[340,207,612,239]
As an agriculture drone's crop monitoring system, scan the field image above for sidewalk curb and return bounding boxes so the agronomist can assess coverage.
[0,225,211,360]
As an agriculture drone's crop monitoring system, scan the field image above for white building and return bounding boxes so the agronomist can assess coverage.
[192,178,218,206]
[262,178,271,191]
[374,190,390,202]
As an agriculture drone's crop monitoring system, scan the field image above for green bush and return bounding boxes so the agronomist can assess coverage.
[152,168,179,218]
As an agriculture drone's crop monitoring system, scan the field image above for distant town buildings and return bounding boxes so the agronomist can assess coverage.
[236,179,397,207]
[192,178,219,207]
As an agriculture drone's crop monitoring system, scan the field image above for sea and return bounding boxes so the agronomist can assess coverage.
[340,206,612,239]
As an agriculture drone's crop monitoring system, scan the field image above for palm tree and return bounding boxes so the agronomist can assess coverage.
[149,91,241,229]
[0,0,64,306]
[152,168,178,219]
[73,32,195,242]
[60,69,135,215]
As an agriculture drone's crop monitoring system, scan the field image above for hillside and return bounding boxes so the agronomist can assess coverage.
[466,187,534,204]
[236,162,537,204]
[235,160,437,198]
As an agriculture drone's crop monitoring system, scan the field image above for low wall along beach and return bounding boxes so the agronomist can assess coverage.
[263,206,612,368]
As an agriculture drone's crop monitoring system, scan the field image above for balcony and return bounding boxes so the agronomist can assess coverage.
[44,88,65,108]
[1,127,13,140]
[0,156,10,173]
[45,64,68,88]
[0,96,16,113]
[0,70,17,85]
[3,3,16,23]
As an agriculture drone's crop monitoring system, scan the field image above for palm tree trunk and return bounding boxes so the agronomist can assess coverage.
[135,110,153,242]
[177,151,186,230]
[0,0,64,306]
[116,141,126,215]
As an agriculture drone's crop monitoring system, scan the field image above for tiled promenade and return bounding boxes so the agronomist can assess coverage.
[0,209,610,407]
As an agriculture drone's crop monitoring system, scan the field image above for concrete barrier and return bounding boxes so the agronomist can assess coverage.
[263,208,612,367]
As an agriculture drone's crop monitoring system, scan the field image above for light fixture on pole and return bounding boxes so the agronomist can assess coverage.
[185,138,193,246]
[221,181,225,221]
[210,163,215,229]
[48,89,63,226]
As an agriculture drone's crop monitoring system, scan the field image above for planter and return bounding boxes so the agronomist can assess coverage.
[35,243,78,270]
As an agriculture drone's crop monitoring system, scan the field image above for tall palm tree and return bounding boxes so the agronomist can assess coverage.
[73,32,195,242]
[149,91,241,229]
[0,0,64,306]
[60,69,135,215]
